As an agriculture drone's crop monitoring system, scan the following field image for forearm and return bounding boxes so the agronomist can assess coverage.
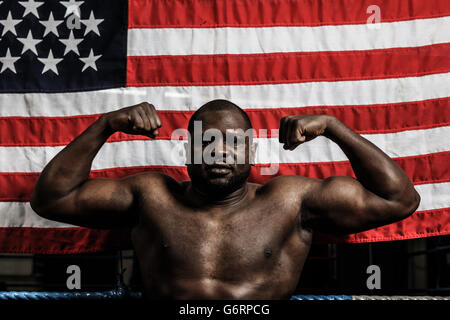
[323,116,417,202]
[31,115,112,208]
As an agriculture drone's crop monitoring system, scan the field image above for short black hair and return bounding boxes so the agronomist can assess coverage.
[187,99,252,134]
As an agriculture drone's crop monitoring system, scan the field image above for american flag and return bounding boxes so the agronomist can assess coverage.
[0,0,449,253]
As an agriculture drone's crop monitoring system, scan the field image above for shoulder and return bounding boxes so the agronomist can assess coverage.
[255,175,321,220]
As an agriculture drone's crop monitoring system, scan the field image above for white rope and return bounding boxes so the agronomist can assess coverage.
[352,295,450,300]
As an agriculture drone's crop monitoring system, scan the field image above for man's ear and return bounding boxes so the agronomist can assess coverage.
[250,141,257,165]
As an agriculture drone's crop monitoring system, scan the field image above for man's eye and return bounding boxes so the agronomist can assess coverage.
[229,138,245,146]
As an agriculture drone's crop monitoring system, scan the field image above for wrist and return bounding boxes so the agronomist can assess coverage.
[323,115,340,139]
[96,113,116,137]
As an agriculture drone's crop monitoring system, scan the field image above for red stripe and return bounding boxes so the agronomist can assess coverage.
[0,227,131,254]
[127,44,450,87]
[1,152,448,202]
[128,0,450,28]
[1,98,449,146]
[0,208,447,253]
[0,167,188,202]
[314,208,450,243]
[250,152,450,186]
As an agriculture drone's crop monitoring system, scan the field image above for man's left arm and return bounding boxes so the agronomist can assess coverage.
[279,114,421,234]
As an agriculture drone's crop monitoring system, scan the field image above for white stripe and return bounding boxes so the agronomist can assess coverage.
[0,202,75,228]
[0,182,448,228]
[255,126,450,164]
[0,126,448,172]
[0,73,449,117]
[415,182,450,212]
[127,17,450,56]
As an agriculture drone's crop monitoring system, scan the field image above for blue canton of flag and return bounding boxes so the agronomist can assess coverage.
[0,0,127,92]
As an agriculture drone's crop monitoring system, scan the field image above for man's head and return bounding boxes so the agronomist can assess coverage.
[186,99,255,197]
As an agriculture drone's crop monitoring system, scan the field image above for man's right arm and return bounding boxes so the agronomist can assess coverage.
[30,102,161,229]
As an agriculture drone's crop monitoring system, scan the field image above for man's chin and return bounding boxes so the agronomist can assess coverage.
[205,179,233,191]
[201,177,240,196]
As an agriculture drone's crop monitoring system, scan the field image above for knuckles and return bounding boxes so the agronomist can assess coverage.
[130,102,161,128]
[109,102,162,137]
[279,115,323,149]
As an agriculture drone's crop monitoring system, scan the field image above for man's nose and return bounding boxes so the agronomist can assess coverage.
[211,140,234,160]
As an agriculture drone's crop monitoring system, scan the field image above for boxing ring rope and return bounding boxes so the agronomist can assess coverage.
[292,295,450,300]
[0,291,448,300]
[0,290,141,301]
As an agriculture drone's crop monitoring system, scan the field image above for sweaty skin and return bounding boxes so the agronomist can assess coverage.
[30,101,420,299]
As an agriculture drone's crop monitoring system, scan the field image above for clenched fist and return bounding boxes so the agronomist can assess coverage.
[103,102,162,138]
[279,114,334,150]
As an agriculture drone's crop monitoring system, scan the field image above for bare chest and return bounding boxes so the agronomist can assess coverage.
[132,196,302,277]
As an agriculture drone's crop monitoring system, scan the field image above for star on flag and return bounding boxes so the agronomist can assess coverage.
[17,30,42,55]
[60,30,83,55]
[38,49,63,75]
[40,12,63,37]
[0,48,20,73]
[60,0,84,17]
[0,11,21,36]
[19,0,44,18]
[79,49,101,71]
[81,11,103,36]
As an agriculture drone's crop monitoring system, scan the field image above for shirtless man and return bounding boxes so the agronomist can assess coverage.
[30,99,420,299]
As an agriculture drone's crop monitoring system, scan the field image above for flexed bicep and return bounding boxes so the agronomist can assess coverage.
[301,176,418,234]
[30,102,163,229]
[32,176,138,229]
[279,114,420,234]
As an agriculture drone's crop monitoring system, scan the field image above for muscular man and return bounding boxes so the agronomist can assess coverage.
[30,99,420,299]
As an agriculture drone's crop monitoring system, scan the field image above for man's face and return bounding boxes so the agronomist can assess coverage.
[186,110,255,196]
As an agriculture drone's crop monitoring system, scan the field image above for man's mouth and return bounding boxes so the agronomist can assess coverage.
[206,164,233,176]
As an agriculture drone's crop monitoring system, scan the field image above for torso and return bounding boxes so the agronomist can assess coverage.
[131,175,313,299]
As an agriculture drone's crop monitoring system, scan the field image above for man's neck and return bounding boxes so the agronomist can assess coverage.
[188,183,249,209]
